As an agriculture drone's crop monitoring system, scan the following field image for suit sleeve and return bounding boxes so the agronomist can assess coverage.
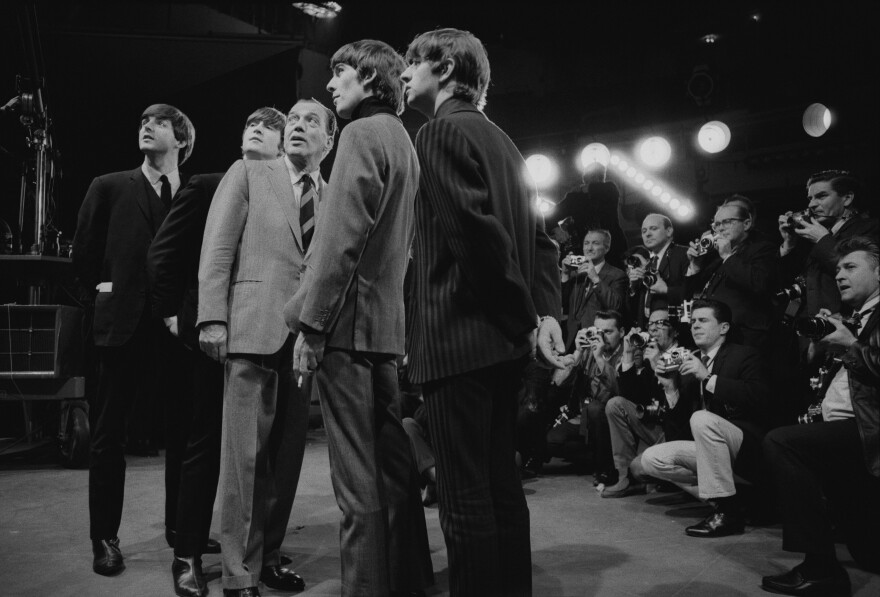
[712,347,769,419]
[72,176,110,297]
[594,268,627,312]
[722,239,778,296]
[294,123,384,333]
[415,118,538,339]
[533,221,562,319]
[618,365,655,407]
[197,161,249,326]
[665,248,690,305]
[148,175,208,318]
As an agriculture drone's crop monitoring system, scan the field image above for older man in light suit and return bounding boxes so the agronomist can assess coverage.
[198,99,336,597]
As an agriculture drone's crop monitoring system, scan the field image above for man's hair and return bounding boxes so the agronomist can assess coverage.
[292,98,338,140]
[584,228,612,250]
[722,194,756,222]
[835,235,880,270]
[644,213,673,231]
[405,28,491,110]
[244,107,286,153]
[331,39,407,115]
[691,299,733,325]
[807,169,862,210]
[594,309,625,329]
[140,104,195,165]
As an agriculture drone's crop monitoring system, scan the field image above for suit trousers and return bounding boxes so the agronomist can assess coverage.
[402,416,435,478]
[641,410,743,499]
[764,420,880,570]
[88,313,161,540]
[316,349,433,597]
[423,356,532,597]
[606,396,664,478]
[219,337,310,590]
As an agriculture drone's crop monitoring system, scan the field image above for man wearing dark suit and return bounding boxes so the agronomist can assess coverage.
[148,107,287,597]
[779,170,878,317]
[761,236,880,596]
[628,213,690,329]
[685,198,779,349]
[561,229,628,348]
[286,40,433,597]
[641,299,770,538]
[401,28,563,597]
[73,104,194,576]
[199,99,335,597]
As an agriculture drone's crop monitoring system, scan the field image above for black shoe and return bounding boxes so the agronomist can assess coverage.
[223,588,260,597]
[172,556,208,597]
[260,565,305,592]
[92,537,125,576]
[761,563,851,596]
[592,470,618,487]
[166,528,222,554]
[523,456,543,477]
[685,511,745,538]
[280,554,293,566]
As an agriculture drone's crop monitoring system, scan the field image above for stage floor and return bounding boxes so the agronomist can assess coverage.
[1,428,878,596]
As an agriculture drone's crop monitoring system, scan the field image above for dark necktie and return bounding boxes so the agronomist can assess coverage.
[644,254,660,317]
[159,174,172,210]
[700,352,712,408]
[300,175,316,252]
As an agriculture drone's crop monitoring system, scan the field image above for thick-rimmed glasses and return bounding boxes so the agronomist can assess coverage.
[647,319,671,329]
[711,218,746,231]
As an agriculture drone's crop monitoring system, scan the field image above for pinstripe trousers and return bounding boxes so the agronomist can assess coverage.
[423,356,532,597]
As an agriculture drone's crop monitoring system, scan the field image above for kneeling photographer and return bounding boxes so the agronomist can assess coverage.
[761,236,880,596]
[602,309,695,498]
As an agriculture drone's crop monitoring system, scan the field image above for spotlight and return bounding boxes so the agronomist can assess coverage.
[660,192,671,203]
[292,1,342,18]
[651,185,663,197]
[669,198,681,210]
[635,172,646,184]
[617,159,629,171]
[610,154,621,165]
[638,136,672,168]
[525,154,558,189]
[700,33,719,44]
[535,196,555,214]
[677,202,693,218]
[580,143,610,169]
[626,167,637,178]
[803,103,832,137]
[642,179,654,191]
[697,120,731,153]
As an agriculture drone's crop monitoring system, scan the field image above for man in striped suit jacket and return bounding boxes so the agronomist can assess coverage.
[401,28,563,597]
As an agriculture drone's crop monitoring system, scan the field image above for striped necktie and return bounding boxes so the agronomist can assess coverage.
[300,175,316,251]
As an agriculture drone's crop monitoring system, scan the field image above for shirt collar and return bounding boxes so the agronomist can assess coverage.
[284,156,320,186]
[141,161,179,189]
[593,260,605,274]
[352,96,398,120]
[651,240,672,261]
[859,295,879,318]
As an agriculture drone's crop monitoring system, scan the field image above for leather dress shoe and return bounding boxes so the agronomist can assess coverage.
[223,588,260,597]
[166,528,222,554]
[601,478,646,498]
[279,554,293,566]
[592,470,619,487]
[260,565,305,592]
[92,537,125,576]
[685,511,745,538]
[172,556,208,597]
[761,563,851,596]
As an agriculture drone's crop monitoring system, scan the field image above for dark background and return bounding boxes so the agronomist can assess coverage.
[2,0,878,250]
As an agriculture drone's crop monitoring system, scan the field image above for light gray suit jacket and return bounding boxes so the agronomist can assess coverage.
[285,111,418,356]
[198,157,324,355]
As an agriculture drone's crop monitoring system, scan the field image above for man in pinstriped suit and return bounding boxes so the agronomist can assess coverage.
[401,28,563,597]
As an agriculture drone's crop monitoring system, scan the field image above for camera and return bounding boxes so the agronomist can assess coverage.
[584,326,600,341]
[625,254,647,269]
[797,403,823,425]
[567,254,587,267]
[776,275,806,303]
[636,398,667,423]
[794,314,859,340]
[642,271,658,288]
[783,209,814,230]
[552,405,571,428]
[668,300,694,324]
[693,230,716,255]
[656,347,691,373]
[629,330,651,349]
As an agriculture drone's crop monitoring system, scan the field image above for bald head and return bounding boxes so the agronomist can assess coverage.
[641,213,673,252]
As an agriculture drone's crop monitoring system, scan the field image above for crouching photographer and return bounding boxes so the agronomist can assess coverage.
[761,236,880,596]
[601,309,695,498]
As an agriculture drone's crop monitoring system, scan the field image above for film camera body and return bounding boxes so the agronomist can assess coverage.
[781,209,815,231]
[776,275,807,303]
[794,313,860,340]
[636,398,667,423]
[668,299,694,324]
[628,329,651,349]
[625,254,658,289]
[693,230,717,256]
[566,254,588,267]
[655,346,692,374]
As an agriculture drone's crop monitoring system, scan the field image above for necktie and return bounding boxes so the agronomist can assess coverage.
[699,352,712,408]
[644,254,660,318]
[300,175,316,251]
[856,307,874,336]
[159,174,171,210]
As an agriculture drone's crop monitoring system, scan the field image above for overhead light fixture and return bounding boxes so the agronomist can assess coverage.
[700,33,719,44]
[525,154,559,189]
[579,143,611,170]
[608,152,693,221]
[293,1,342,18]
[803,103,832,137]
[697,120,731,153]
[637,136,672,168]
[535,196,555,215]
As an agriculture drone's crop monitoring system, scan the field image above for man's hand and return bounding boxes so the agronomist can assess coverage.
[647,274,668,294]
[199,323,228,363]
[794,218,831,244]
[293,331,326,376]
[815,309,858,349]
[627,265,646,283]
[686,239,707,269]
[537,316,566,369]
[164,315,179,338]
[778,213,797,252]
[678,351,709,381]
[578,260,600,284]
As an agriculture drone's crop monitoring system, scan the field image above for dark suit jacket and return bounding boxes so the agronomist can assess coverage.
[563,263,627,348]
[629,243,690,328]
[685,233,779,348]
[617,357,694,442]
[406,98,561,384]
[780,214,879,316]
[147,173,223,349]
[73,167,188,346]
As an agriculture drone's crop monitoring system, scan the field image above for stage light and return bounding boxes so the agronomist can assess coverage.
[677,203,693,218]
[525,154,558,189]
[697,120,731,153]
[617,159,629,171]
[638,136,672,168]
[580,143,611,169]
[660,192,671,203]
[651,185,663,197]
[669,198,681,210]
[535,196,555,215]
[803,103,832,137]
[635,173,646,184]
[292,1,342,18]
[625,167,637,178]
[700,33,719,44]
[642,179,654,191]
[610,154,621,165]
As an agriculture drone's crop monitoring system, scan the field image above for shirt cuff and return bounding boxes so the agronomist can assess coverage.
[705,374,717,393]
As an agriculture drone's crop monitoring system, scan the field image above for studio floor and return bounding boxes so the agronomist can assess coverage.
[1,428,878,597]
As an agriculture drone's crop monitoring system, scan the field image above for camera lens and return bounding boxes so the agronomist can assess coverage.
[794,317,836,339]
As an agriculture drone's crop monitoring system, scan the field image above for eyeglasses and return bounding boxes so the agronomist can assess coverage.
[647,319,671,329]
[711,218,746,231]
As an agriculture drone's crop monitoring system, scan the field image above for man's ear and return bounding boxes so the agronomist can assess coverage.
[841,191,855,209]
[438,59,455,85]
[719,321,730,336]
[361,68,377,88]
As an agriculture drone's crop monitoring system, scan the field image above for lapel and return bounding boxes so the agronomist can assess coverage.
[303,176,327,261]
[575,266,604,316]
[711,342,729,374]
[129,168,153,226]
[266,158,303,253]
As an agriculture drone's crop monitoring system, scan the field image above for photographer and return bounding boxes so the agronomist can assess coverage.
[602,309,695,498]
[778,170,878,317]
[546,310,625,485]
[627,214,690,329]
[640,299,770,537]
[560,228,627,349]
[761,236,879,596]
